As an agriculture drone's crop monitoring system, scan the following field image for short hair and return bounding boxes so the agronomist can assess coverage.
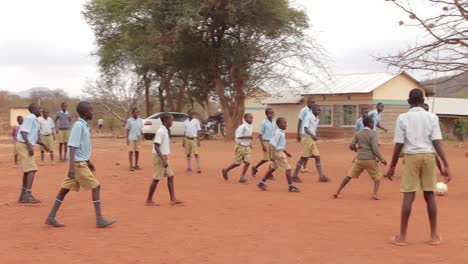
[265,107,273,114]
[312,104,320,111]
[307,97,315,103]
[160,112,173,123]
[131,107,138,113]
[16,115,23,121]
[61,102,67,107]
[376,102,384,106]
[276,117,286,126]
[361,108,369,113]
[244,113,252,119]
[363,116,374,127]
[76,101,92,115]
[28,103,39,112]
[408,88,425,105]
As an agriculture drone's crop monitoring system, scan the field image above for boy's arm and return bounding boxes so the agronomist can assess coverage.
[304,127,318,140]
[283,149,292,157]
[349,134,357,152]
[377,123,388,133]
[435,155,444,176]
[385,143,404,180]
[296,119,302,141]
[371,133,386,164]
[68,147,76,178]
[433,140,451,183]
[87,160,96,171]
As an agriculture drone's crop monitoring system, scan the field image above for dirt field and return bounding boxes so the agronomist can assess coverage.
[0,138,467,264]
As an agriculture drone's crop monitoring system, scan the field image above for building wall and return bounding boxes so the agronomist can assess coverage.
[9,108,29,127]
[372,74,425,101]
[376,104,410,140]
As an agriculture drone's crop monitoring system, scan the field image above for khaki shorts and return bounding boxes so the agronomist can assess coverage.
[57,130,70,143]
[40,135,54,152]
[153,155,174,180]
[234,144,251,164]
[401,154,436,193]
[347,159,381,181]
[262,141,273,161]
[301,136,320,158]
[270,150,291,171]
[16,142,37,173]
[62,162,100,192]
[184,138,199,155]
[128,140,141,152]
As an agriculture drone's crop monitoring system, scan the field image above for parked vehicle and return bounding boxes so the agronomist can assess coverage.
[199,113,225,139]
[142,112,188,140]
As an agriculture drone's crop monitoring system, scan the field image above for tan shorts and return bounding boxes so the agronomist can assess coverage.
[16,142,37,173]
[57,130,70,143]
[262,141,273,161]
[128,140,141,152]
[347,159,381,181]
[62,162,100,192]
[40,135,54,152]
[270,150,291,171]
[184,138,199,155]
[401,154,436,193]
[153,155,174,180]
[301,136,320,158]
[234,144,251,164]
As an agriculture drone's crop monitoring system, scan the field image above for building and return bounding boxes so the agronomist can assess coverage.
[245,72,431,139]
[9,107,29,127]
[426,97,468,140]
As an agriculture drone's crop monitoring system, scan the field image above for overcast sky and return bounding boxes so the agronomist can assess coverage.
[0,0,431,96]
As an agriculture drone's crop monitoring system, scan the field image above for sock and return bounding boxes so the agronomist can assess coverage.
[195,157,200,169]
[48,199,63,219]
[260,180,266,184]
[186,158,191,169]
[316,163,324,178]
[93,200,103,221]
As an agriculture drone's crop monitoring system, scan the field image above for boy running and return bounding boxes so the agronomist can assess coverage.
[368,102,388,133]
[292,105,330,183]
[183,109,202,173]
[333,117,387,199]
[12,115,23,167]
[38,108,56,165]
[55,102,72,161]
[257,118,300,192]
[355,108,369,131]
[45,101,115,228]
[296,97,315,172]
[222,113,254,184]
[145,113,184,206]
[385,89,450,246]
[252,108,275,177]
[126,108,144,171]
[16,103,49,203]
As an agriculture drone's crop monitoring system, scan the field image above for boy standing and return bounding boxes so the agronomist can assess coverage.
[368,102,388,133]
[355,108,369,131]
[45,101,115,228]
[55,102,72,161]
[12,116,23,167]
[126,108,144,171]
[38,108,56,165]
[292,105,330,183]
[183,109,202,173]
[221,113,254,184]
[252,108,276,177]
[145,113,183,206]
[333,117,387,199]
[16,103,49,203]
[257,118,300,192]
[385,89,450,246]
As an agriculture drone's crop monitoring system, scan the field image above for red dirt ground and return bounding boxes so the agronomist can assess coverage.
[0,138,467,264]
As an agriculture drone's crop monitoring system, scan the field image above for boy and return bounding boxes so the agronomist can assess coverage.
[126,108,144,171]
[183,109,202,173]
[355,108,369,131]
[368,102,388,133]
[16,103,49,203]
[98,118,104,133]
[145,113,183,206]
[257,118,300,192]
[12,115,23,167]
[292,105,330,183]
[385,89,450,246]
[222,113,253,183]
[252,108,275,177]
[38,108,56,165]
[55,102,72,161]
[45,101,115,228]
[333,117,387,200]
[296,97,315,172]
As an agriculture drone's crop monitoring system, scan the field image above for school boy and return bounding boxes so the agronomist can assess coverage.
[126,108,144,171]
[252,108,275,177]
[296,97,315,172]
[368,102,388,133]
[55,102,72,161]
[355,108,369,131]
[38,108,56,165]
[183,109,202,173]
[12,115,23,167]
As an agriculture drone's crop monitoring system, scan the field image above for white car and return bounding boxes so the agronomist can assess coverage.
[142,112,189,139]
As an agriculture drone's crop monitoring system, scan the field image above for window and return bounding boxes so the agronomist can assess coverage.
[172,113,188,122]
[319,105,332,126]
[333,105,357,126]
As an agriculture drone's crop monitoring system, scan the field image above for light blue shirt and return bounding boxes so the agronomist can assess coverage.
[68,118,91,162]
[368,110,381,131]
[355,117,364,131]
[299,106,313,135]
[17,113,40,145]
[302,113,319,136]
[126,118,143,141]
[269,128,287,151]
[260,118,275,141]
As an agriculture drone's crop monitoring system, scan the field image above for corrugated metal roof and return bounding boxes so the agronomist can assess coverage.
[303,72,398,95]
[262,93,303,104]
[426,97,468,116]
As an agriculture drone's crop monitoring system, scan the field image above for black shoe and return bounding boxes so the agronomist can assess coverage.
[257,182,267,191]
[292,176,303,183]
[288,185,300,192]
[45,218,65,227]
[222,169,228,181]
[238,177,248,184]
[319,176,331,182]
[97,218,116,228]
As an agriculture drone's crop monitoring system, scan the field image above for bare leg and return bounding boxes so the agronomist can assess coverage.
[24,171,40,203]
[258,167,275,191]
[92,186,115,228]
[292,157,306,182]
[59,143,63,160]
[63,142,68,160]
[168,177,183,204]
[222,163,240,180]
[252,160,268,176]
[314,156,330,182]
[14,154,18,166]
[129,151,134,170]
[333,176,352,198]
[241,162,250,178]
[146,179,159,204]
[186,154,192,171]
[45,188,70,227]
[50,151,54,162]
[135,151,140,167]
[372,180,381,200]
[41,151,45,162]
[18,172,27,202]
[398,192,416,242]
[423,191,439,241]
[194,154,201,172]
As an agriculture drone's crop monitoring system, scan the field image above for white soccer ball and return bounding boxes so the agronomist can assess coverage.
[435,182,448,196]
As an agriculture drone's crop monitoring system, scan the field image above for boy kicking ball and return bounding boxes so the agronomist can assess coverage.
[45,101,115,228]
[385,89,450,246]
[257,118,300,192]
[222,113,254,184]
[333,117,387,200]
[145,113,184,206]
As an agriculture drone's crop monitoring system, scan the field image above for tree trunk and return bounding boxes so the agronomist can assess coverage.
[163,72,175,111]
[158,83,165,112]
[175,78,187,112]
[143,73,152,117]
